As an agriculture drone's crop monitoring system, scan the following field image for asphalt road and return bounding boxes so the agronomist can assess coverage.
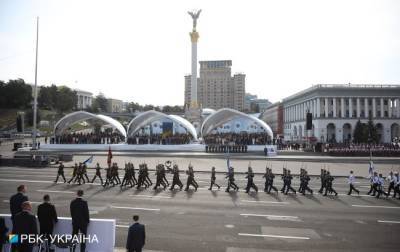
[0,166,399,252]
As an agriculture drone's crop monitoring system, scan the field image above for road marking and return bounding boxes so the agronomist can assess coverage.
[116,225,129,228]
[3,200,42,204]
[110,206,160,211]
[37,189,75,194]
[240,213,298,219]
[352,205,400,209]
[0,178,53,184]
[238,233,310,240]
[378,220,400,224]
[241,200,289,204]
[130,195,171,199]
[337,194,374,197]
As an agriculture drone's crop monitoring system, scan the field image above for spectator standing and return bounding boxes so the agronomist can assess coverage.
[126,215,146,252]
[37,194,58,252]
[13,201,38,252]
[10,185,28,225]
[70,190,90,252]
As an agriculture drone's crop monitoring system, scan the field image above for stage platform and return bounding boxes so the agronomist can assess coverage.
[23,143,276,153]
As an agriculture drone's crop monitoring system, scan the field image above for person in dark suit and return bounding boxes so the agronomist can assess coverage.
[10,185,29,224]
[126,215,145,252]
[0,216,8,252]
[37,194,58,251]
[13,201,38,252]
[70,190,90,252]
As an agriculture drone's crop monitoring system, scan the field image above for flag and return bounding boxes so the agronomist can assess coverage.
[83,155,93,164]
[225,147,230,171]
[368,160,374,178]
[107,146,113,166]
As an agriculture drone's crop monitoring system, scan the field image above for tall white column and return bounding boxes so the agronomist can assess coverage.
[349,98,353,118]
[372,98,376,118]
[364,98,368,118]
[341,98,345,118]
[357,98,361,118]
[333,98,337,117]
[317,98,321,118]
[396,99,400,118]
[313,99,317,118]
[324,98,329,118]
[388,98,392,118]
[380,98,384,118]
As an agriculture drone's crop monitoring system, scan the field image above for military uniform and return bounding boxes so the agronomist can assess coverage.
[54,163,66,183]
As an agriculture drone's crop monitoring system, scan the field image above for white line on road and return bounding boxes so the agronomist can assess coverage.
[110,206,160,211]
[240,213,298,219]
[130,195,171,199]
[116,225,129,228]
[37,189,75,194]
[3,200,42,204]
[0,178,53,184]
[238,233,310,240]
[352,205,400,209]
[241,200,289,204]
[378,220,400,224]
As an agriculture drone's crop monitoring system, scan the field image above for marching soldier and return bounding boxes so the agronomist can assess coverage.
[266,168,278,193]
[208,167,221,190]
[347,170,359,195]
[170,164,183,190]
[368,172,379,196]
[263,166,270,192]
[298,168,305,193]
[225,167,239,192]
[54,162,66,183]
[245,166,258,193]
[387,171,395,196]
[284,170,296,195]
[184,165,198,191]
[323,171,338,196]
[376,173,389,198]
[280,168,288,193]
[161,163,169,186]
[129,162,138,186]
[67,163,78,184]
[153,164,167,190]
[393,172,400,199]
[91,162,103,185]
[74,163,85,185]
[121,163,132,188]
[82,163,90,183]
[300,170,313,195]
[143,164,152,187]
[318,169,326,194]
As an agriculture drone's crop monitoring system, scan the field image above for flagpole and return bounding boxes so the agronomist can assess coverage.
[32,16,39,150]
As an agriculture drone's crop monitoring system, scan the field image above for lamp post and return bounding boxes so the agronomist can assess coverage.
[32,16,39,150]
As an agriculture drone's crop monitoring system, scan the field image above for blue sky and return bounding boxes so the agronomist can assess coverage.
[1,0,399,106]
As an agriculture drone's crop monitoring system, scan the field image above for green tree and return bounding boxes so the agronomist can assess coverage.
[127,102,143,112]
[55,86,77,113]
[0,79,32,109]
[367,117,379,144]
[91,93,108,112]
[38,84,58,110]
[353,120,366,143]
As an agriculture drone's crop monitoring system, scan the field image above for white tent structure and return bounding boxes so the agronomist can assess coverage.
[127,110,198,140]
[54,111,127,138]
[200,108,273,138]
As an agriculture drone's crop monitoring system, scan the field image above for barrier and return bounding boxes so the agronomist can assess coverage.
[0,214,115,252]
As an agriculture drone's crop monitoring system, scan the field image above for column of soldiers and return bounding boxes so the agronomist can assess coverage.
[54,161,400,199]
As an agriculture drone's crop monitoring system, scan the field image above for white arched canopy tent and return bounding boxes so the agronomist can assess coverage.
[127,110,198,140]
[200,108,274,139]
[54,111,127,139]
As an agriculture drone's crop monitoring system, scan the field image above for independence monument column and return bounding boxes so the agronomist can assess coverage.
[185,10,202,133]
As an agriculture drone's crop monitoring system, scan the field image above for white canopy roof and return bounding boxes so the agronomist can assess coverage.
[127,110,198,140]
[200,108,273,138]
[54,111,127,138]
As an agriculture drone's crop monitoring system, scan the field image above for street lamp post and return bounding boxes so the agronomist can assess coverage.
[32,16,39,150]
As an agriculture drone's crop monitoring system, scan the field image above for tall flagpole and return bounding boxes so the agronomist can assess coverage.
[32,16,39,150]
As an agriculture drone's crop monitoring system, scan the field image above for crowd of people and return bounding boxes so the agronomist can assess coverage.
[53,132,125,144]
[127,133,192,145]
[203,133,271,146]
[325,143,400,157]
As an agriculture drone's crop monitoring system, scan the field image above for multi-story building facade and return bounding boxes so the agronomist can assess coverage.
[184,60,245,111]
[282,84,400,143]
[75,89,93,110]
[107,98,123,113]
[260,102,284,139]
